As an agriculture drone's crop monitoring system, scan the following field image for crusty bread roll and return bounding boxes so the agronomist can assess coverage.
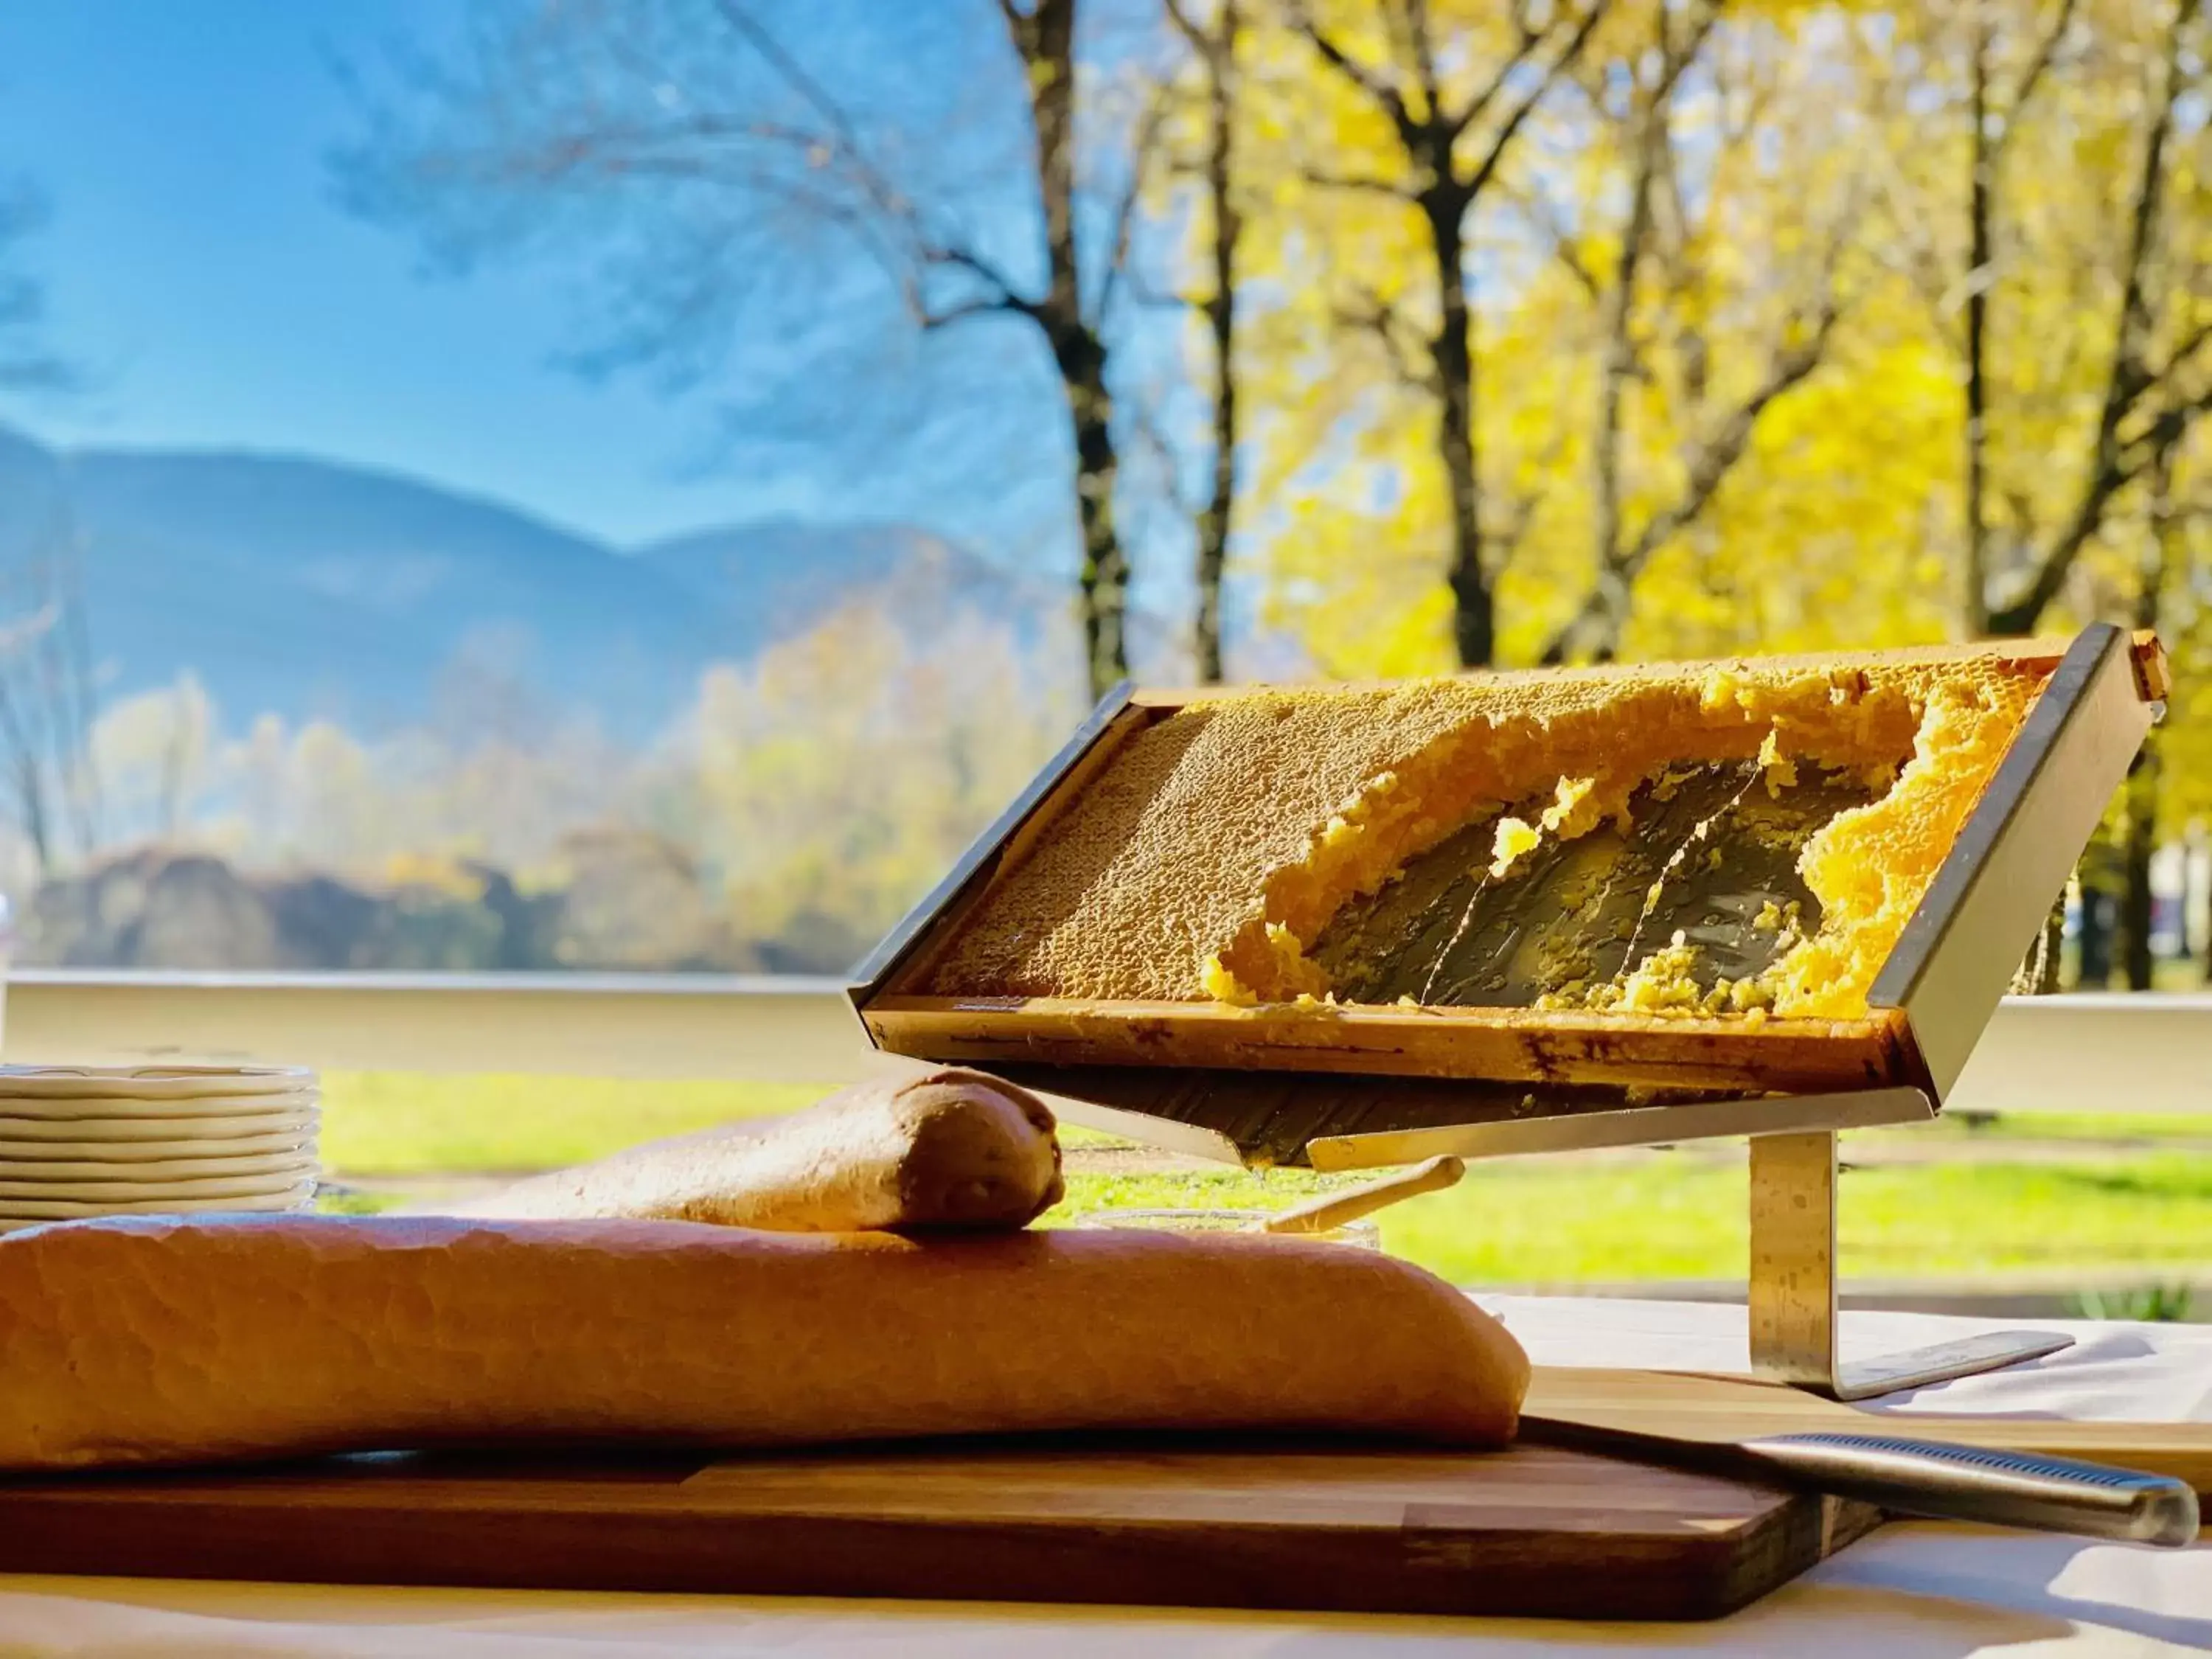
[0,1216,1527,1470]
[447,1067,1062,1232]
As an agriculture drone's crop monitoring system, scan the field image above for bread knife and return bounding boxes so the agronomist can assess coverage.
[1521,1415,2200,1547]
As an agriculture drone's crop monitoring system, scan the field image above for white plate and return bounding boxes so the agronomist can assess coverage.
[0,1110,319,1144]
[0,1169,317,1202]
[0,1150,317,1183]
[0,1091,318,1123]
[0,1065,316,1102]
[0,1126,314,1161]
[0,1186,319,1222]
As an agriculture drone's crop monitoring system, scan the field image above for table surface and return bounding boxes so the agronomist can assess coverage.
[6,1295,2208,1658]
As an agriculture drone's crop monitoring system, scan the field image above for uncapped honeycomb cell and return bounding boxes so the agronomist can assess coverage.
[921,650,2052,1022]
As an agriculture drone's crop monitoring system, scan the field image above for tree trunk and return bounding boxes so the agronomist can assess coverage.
[1426,190,1490,669]
[2077,853,2115,988]
[2185,845,2203,987]
[1583,130,1649,667]
[2185,835,2203,974]
[2118,745,2157,990]
[2033,888,2065,992]
[2118,451,2179,991]
[1193,0,1240,685]
[1023,0,1128,699]
[13,755,47,872]
[0,675,50,874]
[1065,349,1127,699]
[1963,10,1993,638]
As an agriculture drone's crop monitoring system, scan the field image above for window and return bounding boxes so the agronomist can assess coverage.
[0,2,2203,996]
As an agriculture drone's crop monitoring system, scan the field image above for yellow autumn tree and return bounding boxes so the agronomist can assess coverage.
[1220,1,1951,676]
[1220,0,1623,676]
[1498,0,1952,665]
[1848,0,2212,641]
[1214,0,2212,671]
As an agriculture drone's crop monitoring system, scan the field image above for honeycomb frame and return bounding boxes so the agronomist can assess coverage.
[854,627,2166,1102]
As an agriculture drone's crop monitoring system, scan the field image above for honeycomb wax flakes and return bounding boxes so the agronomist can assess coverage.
[1540,776,1601,834]
[1489,817,1541,878]
[1585,930,1705,1013]
[1773,676,2029,1018]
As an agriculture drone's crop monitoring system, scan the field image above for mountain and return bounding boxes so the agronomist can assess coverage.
[637,521,1067,661]
[0,424,1060,741]
[62,445,715,737]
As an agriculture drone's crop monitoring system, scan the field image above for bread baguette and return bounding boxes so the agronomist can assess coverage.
[0,1216,1526,1470]
[448,1067,1062,1231]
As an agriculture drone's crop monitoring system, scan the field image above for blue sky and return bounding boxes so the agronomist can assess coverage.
[0,0,1059,552]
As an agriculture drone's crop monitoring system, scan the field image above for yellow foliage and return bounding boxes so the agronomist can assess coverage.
[1180,0,2212,703]
[380,852,487,902]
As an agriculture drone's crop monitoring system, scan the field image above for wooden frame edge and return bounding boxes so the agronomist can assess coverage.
[863,996,1914,1095]
[1129,630,2162,709]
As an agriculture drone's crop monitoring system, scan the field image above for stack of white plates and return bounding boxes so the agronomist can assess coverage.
[0,1065,319,1232]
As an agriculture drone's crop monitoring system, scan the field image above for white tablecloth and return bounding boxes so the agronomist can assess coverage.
[4,1298,2207,1658]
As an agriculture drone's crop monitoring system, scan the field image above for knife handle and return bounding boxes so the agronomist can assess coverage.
[1743,1432,2200,1548]
[1259,1156,1464,1236]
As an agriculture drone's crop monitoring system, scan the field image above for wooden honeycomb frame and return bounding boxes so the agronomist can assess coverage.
[853,626,2163,1116]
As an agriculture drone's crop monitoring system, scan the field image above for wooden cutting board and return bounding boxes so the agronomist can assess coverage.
[0,1432,1878,1622]
[8,1365,2196,1619]
[1527,1367,2212,1496]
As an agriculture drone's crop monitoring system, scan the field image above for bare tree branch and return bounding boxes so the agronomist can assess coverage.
[1502,176,1604,300]
[1097,77,1177,320]
[1300,163,1410,198]
[919,293,1029,331]
[708,1,1059,336]
[1287,3,1413,135]
[1439,9,1548,144]
[922,244,1032,313]
[1332,285,1431,390]
[710,0,912,223]
[1160,0,1248,682]
[1541,304,1837,664]
[1116,271,1206,310]
[1161,0,1208,55]
[1462,4,1611,198]
[1401,0,1444,126]
[2152,315,2212,383]
[1487,432,1570,568]
[1635,310,1838,563]
[2002,0,2082,148]
[1377,0,1423,94]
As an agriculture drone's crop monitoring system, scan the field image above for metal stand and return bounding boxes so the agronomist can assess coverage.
[1290,1088,2077,1402]
[1747,1128,2071,1401]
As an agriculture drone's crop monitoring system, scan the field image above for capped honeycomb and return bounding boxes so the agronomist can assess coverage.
[919,647,2048,1023]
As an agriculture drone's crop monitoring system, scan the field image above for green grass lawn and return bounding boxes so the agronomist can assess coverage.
[1860,1112,2212,1144]
[316,1073,2212,1286]
[319,1074,829,1175]
[1018,1155,2212,1283]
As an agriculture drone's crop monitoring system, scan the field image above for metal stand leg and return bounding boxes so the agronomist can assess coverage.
[1747,1129,2074,1401]
[1748,1130,1839,1387]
